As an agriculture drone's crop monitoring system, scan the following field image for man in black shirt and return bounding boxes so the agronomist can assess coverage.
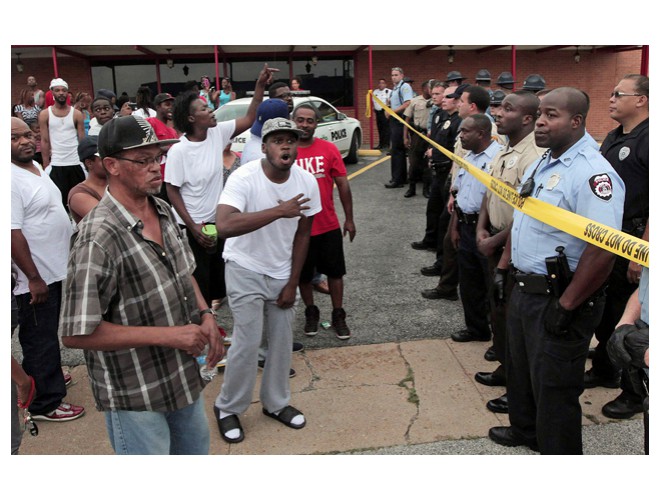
[586,74,649,420]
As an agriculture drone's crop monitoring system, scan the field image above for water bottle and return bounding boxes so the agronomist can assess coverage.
[196,350,216,382]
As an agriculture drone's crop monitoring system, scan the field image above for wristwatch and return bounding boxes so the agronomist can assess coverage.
[199,308,217,318]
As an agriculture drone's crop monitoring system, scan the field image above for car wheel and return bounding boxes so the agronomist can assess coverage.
[345,130,360,164]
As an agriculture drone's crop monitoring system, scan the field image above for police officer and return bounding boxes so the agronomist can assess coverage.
[474,91,544,410]
[488,90,507,120]
[448,114,502,342]
[385,67,414,188]
[403,80,433,197]
[446,71,466,86]
[496,72,515,92]
[411,82,460,253]
[522,74,546,94]
[488,87,625,454]
[587,74,649,419]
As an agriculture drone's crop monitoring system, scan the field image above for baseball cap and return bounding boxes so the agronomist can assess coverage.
[49,78,68,90]
[154,93,175,106]
[96,89,117,100]
[78,136,99,162]
[251,100,290,137]
[447,83,470,99]
[98,115,179,158]
[261,118,304,142]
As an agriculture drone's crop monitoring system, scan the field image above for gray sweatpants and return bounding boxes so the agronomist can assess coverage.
[215,261,296,415]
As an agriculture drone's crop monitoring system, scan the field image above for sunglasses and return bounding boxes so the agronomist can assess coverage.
[610,91,642,98]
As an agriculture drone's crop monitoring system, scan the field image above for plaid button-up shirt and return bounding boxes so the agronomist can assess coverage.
[60,190,205,412]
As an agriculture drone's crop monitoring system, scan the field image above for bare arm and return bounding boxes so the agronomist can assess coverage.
[11,229,48,304]
[233,64,277,138]
[559,244,616,311]
[73,109,85,141]
[277,214,314,308]
[334,175,356,241]
[215,193,310,239]
[38,109,51,167]
[615,289,642,328]
[190,276,224,366]
[61,320,211,357]
[165,183,214,248]
[68,192,101,222]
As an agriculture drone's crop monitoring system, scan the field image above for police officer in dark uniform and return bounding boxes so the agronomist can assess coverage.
[522,74,546,94]
[488,87,625,454]
[411,82,461,254]
[446,71,466,86]
[496,72,515,92]
[586,74,649,419]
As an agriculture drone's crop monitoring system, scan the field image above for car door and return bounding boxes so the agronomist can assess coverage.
[310,99,350,156]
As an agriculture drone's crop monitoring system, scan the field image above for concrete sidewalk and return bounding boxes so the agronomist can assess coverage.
[18,337,644,455]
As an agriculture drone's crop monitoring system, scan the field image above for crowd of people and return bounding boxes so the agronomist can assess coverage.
[11,64,648,455]
[376,66,649,454]
[11,67,355,454]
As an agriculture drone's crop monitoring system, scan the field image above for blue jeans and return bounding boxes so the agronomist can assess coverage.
[16,281,66,415]
[104,396,210,455]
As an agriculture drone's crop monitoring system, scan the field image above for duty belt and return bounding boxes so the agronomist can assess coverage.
[512,271,553,295]
[430,160,451,172]
[455,205,479,225]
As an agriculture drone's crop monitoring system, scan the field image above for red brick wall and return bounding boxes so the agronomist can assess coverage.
[355,48,644,146]
[11,56,94,108]
[12,49,643,146]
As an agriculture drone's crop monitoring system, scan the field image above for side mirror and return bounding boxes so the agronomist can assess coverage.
[337,112,347,120]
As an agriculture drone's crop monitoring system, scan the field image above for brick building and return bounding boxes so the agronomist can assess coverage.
[10,45,646,144]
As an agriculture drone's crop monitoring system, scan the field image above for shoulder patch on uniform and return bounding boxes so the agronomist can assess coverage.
[589,173,613,201]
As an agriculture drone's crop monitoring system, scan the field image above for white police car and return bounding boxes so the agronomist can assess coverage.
[214,94,362,164]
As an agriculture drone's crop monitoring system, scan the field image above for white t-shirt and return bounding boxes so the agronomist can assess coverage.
[165,121,236,225]
[132,108,157,119]
[220,160,321,279]
[11,161,74,295]
[240,133,264,165]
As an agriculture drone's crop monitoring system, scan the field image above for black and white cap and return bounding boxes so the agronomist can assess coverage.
[98,115,179,158]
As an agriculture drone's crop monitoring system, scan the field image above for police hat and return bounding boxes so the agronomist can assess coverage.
[522,74,546,91]
[446,71,465,83]
[475,69,491,82]
[490,90,507,105]
[496,71,515,86]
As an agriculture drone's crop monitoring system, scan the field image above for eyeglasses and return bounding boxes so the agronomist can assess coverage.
[610,91,642,99]
[113,155,163,167]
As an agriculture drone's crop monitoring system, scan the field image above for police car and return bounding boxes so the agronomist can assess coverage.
[214,93,362,164]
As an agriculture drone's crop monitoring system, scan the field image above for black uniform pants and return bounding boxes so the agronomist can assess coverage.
[407,133,428,184]
[487,247,513,372]
[183,226,226,305]
[506,287,606,454]
[457,222,491,339]
[389,118,407,185]
[375,109,390,147]
[421,167,450,247]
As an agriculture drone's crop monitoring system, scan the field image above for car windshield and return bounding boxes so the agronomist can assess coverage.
[215,103,249,122]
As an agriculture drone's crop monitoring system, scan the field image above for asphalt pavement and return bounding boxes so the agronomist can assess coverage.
[11,150,646,457]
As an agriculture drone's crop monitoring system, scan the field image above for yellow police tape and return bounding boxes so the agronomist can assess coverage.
[367,91,649,267]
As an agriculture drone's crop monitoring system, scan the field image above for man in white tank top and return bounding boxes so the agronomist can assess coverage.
[38,78,85,209]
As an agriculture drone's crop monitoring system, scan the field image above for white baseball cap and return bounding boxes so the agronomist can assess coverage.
[49,78,68,90]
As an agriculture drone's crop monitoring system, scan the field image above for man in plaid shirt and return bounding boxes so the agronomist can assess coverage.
[60,116,224,455]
